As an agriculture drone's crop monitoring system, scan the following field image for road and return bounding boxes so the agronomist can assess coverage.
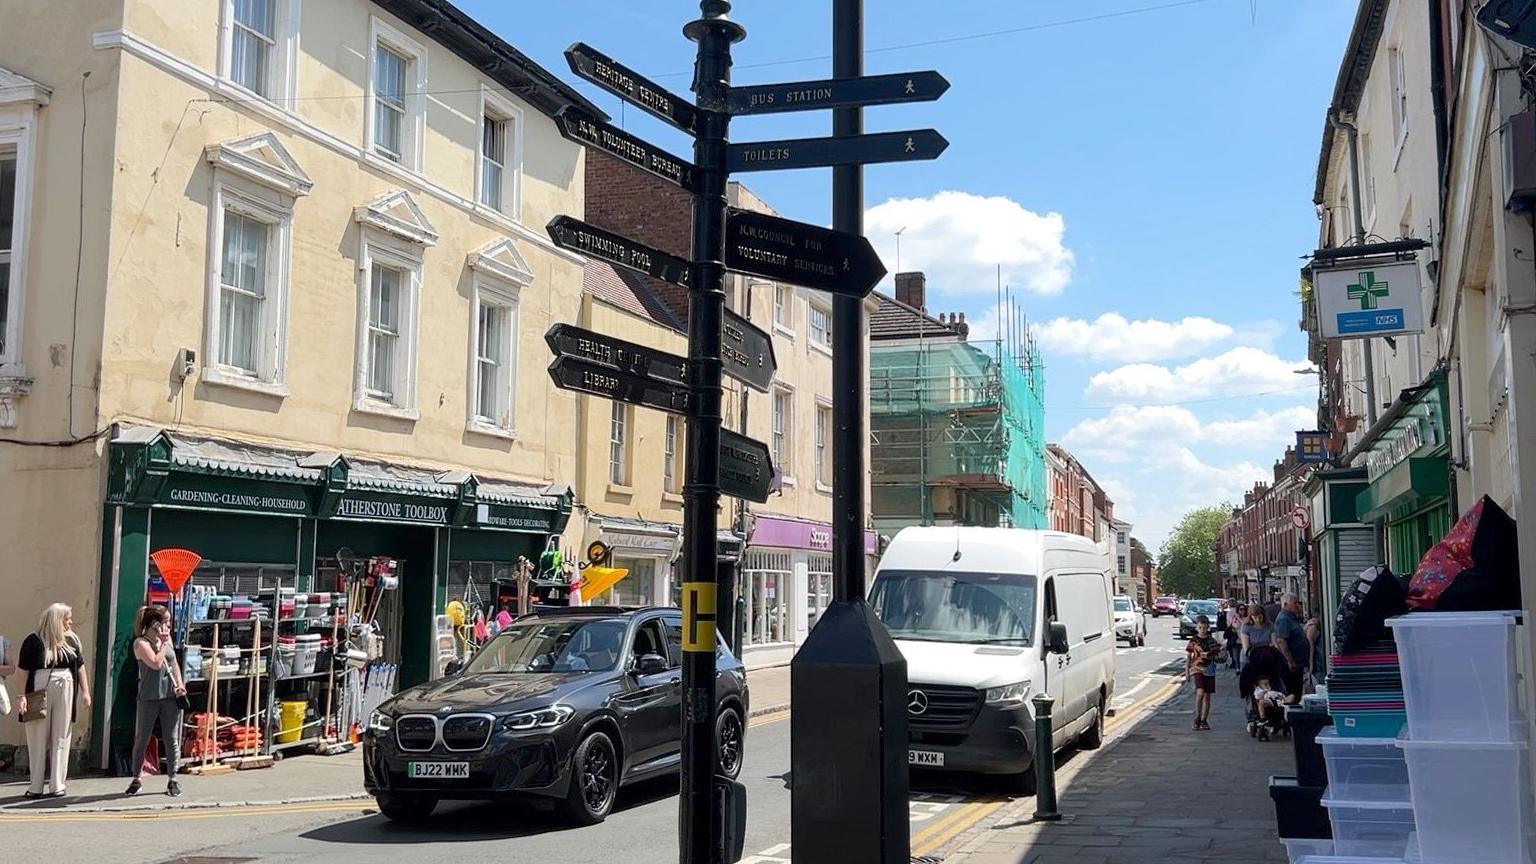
[5,617,1188,863]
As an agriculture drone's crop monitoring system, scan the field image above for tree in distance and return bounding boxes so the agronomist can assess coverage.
[1156,505,1231,598]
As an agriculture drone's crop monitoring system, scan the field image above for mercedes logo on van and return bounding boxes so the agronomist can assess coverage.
[907,689,929,715]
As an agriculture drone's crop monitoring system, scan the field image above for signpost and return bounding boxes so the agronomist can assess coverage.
[727,128,948,173]
[726,70,948,115]
[723,207,887,297]
[566,42,699,134]
[543,4,945,860]
[554,106,698,192]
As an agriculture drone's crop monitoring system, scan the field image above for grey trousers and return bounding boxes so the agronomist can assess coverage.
[130,697,182,777]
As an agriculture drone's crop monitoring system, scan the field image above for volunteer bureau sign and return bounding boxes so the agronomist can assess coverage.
[337,497,448,523]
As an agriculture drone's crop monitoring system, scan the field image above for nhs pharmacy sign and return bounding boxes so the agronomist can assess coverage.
[1316,259,1424,339]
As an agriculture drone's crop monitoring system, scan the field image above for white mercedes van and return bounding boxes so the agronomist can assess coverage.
[868,527,1116,792]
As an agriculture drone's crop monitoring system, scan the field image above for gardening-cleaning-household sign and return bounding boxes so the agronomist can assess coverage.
[1315,258,1425,339]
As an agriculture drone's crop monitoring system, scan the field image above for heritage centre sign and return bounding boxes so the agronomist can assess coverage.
[1315,258,1424,339]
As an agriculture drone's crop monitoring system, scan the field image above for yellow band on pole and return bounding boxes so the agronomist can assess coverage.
[681,581,717,652]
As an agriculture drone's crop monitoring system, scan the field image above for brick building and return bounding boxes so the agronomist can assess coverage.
[1046,443,1114,542]
[1219,447,1311,605]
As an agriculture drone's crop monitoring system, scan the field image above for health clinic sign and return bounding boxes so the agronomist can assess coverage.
[1315,259,1424,339]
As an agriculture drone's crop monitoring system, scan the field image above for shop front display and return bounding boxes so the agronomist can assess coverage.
[737,514,878,667]
[1353,374,1454,578]
[581,516,681,607]
[1303,467,1374,654]
[93,427,572,776]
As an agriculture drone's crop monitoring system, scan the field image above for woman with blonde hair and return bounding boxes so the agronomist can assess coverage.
[17,603,91,799]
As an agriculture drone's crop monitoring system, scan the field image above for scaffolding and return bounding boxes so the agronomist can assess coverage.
[869,335,1047,531]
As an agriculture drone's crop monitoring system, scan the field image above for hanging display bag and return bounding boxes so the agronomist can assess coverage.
[1334,564,1406,656]
[1408,496,1521,611]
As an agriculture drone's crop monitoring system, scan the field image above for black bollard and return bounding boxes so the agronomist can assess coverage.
[1032,693,1061,821]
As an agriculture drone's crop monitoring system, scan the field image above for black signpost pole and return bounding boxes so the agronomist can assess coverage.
[681,4,742,864]
[790,1,911,862]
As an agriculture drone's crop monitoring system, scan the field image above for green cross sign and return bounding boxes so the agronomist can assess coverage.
[1347,270,1390,310]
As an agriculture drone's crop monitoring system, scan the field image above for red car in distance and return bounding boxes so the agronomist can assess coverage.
[1151,596,1180,617]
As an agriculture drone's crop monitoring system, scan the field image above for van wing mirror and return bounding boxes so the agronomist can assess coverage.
[1047,622,1070,655]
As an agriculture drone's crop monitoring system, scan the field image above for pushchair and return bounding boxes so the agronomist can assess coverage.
[1241,645,1293,741]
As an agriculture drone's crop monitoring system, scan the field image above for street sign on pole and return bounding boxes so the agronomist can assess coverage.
[719,428,773,503]
[545,323,688,385]
[726,70,949,115]
[727,129,947,173]
[566,42,700,134]
[547,216,693,289]
[721,309,775,393]
[723,207,887,297]
[547,356,692,415]
[555,106,699,192]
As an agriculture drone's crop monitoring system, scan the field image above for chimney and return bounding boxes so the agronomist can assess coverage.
[895,271,927,311]
[955,311,969,338]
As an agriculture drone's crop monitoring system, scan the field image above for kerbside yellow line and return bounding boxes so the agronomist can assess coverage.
[912,800,1005,857]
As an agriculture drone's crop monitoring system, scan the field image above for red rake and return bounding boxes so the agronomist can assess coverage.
[151,548,203,595]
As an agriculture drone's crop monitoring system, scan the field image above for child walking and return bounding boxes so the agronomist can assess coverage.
[1186,615,1226,730]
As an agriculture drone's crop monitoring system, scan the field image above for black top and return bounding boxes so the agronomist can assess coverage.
[18,633,85,721]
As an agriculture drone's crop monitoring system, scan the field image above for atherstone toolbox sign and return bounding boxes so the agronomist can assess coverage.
[1315,258,1424,339]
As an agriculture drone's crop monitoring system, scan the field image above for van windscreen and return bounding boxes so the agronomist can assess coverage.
[869,570,1036,646]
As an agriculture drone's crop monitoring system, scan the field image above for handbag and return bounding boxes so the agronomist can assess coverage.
[19,688,48,723]
[0,680,10,716]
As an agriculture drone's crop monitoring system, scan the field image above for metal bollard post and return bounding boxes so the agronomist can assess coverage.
[1032,693,1061,821]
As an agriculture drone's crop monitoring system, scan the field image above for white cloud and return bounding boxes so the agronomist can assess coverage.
[1063,404,1314,463]
[1085,347,1315,403]
[866,191,1075,296]
[1032,314,1235,363]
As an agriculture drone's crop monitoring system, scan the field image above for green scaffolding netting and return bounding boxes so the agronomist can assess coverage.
[869,337,1047,530]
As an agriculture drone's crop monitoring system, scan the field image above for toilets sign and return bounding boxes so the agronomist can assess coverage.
[1315,259,1424,339]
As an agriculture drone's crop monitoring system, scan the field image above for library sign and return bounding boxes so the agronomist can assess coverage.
[1315,259,1425,339]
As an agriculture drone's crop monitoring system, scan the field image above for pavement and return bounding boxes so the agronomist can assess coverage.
[940,657,1296,864]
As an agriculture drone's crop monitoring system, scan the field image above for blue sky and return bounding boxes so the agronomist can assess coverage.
[460,0,1358,548]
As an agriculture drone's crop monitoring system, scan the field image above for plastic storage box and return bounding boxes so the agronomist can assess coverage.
[1289,704,1335,787]
[1386,612,1522,742]
[1281,838,1333,863]
[1317,728,1410,803]
[1322,795,1415,859]
[1398,736,1532,864]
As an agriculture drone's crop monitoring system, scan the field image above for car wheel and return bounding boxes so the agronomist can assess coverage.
[1078,691,1105,751]
[377,793,437,822]
[560,731,619,825]
[716,708,744,779]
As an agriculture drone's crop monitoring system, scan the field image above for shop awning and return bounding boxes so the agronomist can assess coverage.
[1355,456,1450,524]
[107,426,572,534]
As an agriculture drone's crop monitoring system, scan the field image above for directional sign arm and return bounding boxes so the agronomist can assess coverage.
[727,129,948,173]
[726,71,949,115]
[722,208,887,298]
[548,356,691,416]
[547,216,692,289]
[721,309,776,393]
[718,429,773,503]
[566,42,700,134]
[555,106,698,192]
[545,323,688,385]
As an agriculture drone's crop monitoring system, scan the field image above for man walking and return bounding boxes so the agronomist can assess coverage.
[1271,593,1312,698]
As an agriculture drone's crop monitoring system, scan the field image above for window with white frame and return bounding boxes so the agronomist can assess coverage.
[478,88,523,217]
[201,133,310,394]
[474,300,514,426]
[610,401,629,485]
[0,150,15,362]
[815,401,831,487]
[353,189,434,418]
[369,20,426,169]
[772,387,792,478]
[773,284,792,331]
[664,415,680,493]
[809,302,832,349]
[220,0,299,102]
[1390,46,1408,148]
[465,237,531,436]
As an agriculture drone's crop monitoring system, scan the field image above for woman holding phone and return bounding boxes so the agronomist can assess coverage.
[126,605,187,796]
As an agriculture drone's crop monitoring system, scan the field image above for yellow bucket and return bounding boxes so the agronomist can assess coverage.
[276,699,307,744]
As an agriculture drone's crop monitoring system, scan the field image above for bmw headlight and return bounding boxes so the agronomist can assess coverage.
[503,705,575,731]
[984,681,1031,706]
[367,709,392,734]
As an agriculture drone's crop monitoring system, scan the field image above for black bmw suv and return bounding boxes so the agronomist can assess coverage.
[363,606,749,825]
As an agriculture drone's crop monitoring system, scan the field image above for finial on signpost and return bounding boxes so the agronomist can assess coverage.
[685,0,746,44]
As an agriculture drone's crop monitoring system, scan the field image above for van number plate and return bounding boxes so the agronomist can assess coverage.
[908,750,944,767]
[408,761,469,779]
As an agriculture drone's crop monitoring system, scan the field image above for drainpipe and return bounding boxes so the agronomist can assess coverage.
[1330,111,1379,427]
[1427,0,1450,190]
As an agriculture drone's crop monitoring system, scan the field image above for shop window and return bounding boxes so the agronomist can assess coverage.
[807,554,832,631]
[742,548,791,646]
[220,0,300,103]
[369,18,427,170]
[478,86,523,218]
[664,415,680,493]
[604,557,655,607]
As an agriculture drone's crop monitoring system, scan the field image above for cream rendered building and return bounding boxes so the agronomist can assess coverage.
[0,0,595,769]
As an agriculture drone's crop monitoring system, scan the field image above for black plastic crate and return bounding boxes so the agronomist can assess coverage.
[1269,775,1331,839]
[1286,705,1334,788]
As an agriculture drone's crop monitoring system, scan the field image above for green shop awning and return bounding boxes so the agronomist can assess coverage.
[107,426,571,534]
[1356,456,1450,524]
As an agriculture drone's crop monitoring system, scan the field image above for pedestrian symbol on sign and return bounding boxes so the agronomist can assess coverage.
[1347,271,1390,310]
